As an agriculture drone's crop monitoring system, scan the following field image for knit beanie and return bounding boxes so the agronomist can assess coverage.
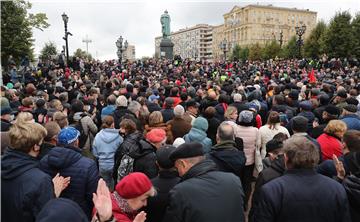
[238,110,254,124]
[115,173,152,199]
[146,129,166,143]
[192,117,208,131]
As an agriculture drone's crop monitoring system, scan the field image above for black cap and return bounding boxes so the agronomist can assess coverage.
[186,99,199,108]
[324,105,341,116]
[266,139,283,153]
[288,90,299,100]
[337,90,347,99]
[0,106,12,115]
[170,142,204,161]
[156,145,176,169]
[291,116,308,132]
[344,104,357,113]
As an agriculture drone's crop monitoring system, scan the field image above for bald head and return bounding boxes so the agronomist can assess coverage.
[209,91,217,100]
[217,122,235,142]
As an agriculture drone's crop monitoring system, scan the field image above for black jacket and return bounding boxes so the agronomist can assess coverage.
[161,108,174,123]
[1,118,12,132]
[343,175,360,222]
[252,169,351,222]
[249,155,285,222]
[146,170,181,222]
[113,132,158,182]
[147,102,162,113]
[39,146,99,219]
[112,107,133,129]
[1,148,54,222]
[162,159,245,222]
[208,140,246,178]
[231,101,249,114]
[206,116,221,145]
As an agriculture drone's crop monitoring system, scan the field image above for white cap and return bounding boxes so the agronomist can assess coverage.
[173,138,185,148]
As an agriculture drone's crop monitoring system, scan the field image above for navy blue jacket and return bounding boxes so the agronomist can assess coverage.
[2,148,54,222]
[39,146,99,219]
[252,169,351,222]
[341,114,360,131]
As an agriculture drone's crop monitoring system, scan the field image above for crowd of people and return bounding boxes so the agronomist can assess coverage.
[1,55,360,222]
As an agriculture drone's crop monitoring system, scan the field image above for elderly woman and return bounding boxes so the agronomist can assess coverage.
[183,117,212,153]
[144,111,173,144]
[111,172,156,222]
[317,120,347,160]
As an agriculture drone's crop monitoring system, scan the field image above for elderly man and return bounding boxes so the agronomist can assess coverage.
[252,136,351,222]
[166,105,192,140]
[163,142,245,222]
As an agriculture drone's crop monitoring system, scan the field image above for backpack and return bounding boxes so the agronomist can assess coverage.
[72,117,89,149]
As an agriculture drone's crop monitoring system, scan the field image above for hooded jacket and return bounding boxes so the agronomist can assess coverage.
[39,146,99,219]
[208,140,246,178]
[93,128,123,172]
[2,148,54,222]
[184,128,212,153]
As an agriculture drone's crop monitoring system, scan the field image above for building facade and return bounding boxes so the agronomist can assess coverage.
[155,24,213,60]
[213,4,317,60]
[212,24,225,60]
[123,45,136,61]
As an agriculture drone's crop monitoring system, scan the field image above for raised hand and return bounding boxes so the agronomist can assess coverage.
[52,173,71,198]
[133,211,147,222]
[93,179,112,221]
[333,154,345,180]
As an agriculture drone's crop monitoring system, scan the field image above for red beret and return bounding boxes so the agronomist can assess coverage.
[146,129,166,143]
[115,173,152,199]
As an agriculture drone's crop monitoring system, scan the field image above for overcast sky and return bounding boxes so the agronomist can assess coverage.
[29,0,360,61]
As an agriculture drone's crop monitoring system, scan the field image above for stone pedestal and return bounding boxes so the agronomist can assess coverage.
[160,38,174,60]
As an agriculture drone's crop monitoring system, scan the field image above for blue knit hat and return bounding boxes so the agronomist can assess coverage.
[58,127,80,145]
[192,117,208,131]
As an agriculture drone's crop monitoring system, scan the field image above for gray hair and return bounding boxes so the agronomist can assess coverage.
[233,93,242,102]
[283,137,319,169]
[217,122,235,141]
[128,101,141,114]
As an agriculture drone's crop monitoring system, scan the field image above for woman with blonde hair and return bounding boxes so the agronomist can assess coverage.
[317,120,347,160]
[53,111,69,129]
[144,111,173,144]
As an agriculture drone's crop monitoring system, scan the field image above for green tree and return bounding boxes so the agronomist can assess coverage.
[281,36,298,59]
[230,44,241,60]
[73,48,92,60]
[304,21,327,58]
[39,42,58,60]
[248,43,263,60]
[239,47,249,61]
[1,0,49,67]
[262,40,281,60]
[320,11,353,58]
[351,13,360,57]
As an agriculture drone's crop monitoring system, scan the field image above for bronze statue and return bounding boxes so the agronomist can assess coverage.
[160,10,171,38]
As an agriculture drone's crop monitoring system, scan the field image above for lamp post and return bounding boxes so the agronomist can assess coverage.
[62,13,72,66]
[279,30,283,47]
[115,36,128,64]
[220,39,228,61]
[295,25,306,58]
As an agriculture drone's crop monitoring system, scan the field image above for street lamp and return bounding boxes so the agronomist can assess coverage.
[220,39,228,61]
[115,36,128,64]
[295,25,306,58]
[62,12,72,66]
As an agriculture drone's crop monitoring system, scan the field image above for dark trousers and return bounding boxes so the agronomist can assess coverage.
[241,164,254,210]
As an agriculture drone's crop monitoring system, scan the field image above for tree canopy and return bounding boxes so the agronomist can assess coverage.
[1,0,49,68]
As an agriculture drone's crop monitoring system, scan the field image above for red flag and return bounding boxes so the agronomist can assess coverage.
[308,68,316,83]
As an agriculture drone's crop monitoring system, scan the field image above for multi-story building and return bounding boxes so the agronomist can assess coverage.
[213,4,317,60]
[212,24,225,60]
[123,44,136,61]
[155,24,213,60]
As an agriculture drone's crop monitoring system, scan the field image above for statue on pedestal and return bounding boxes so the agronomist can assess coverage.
[160,10,171,39]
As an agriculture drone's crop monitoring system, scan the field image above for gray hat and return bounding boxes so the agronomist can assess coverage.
[238,110,254,124]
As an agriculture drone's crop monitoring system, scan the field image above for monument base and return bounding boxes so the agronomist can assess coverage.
[160,38,174,60]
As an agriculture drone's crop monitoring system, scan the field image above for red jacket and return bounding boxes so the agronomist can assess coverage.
[317,133,343,161]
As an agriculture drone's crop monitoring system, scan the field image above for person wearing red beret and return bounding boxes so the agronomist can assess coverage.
[111,173,156,222]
